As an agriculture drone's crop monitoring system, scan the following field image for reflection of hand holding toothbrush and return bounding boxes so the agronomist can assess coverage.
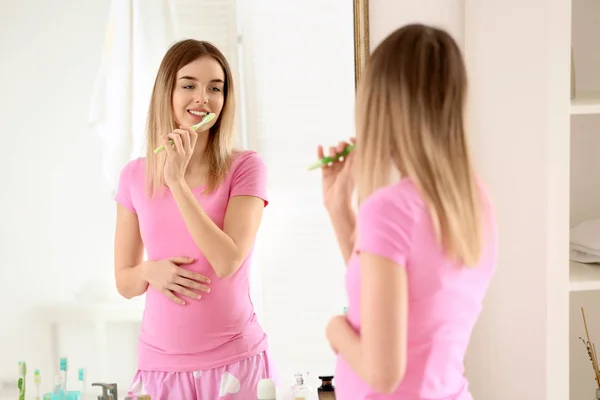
[316,139,356,210]
[315,139,357,264]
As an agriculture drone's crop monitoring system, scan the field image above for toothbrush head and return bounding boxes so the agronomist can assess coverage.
[78,368,86,381]
[59,357,67,371]
[307,143,356,171]
[191,112,216,131]
[34,369,41,384]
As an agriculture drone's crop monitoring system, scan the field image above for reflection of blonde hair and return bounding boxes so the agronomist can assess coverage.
[145,39,236,197]
[355,24,483,266]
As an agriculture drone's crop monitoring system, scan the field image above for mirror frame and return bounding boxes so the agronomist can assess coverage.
[353,0,370,89]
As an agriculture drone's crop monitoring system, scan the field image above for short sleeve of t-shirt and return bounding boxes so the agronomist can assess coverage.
[229,151,269,206]
[114,160,137,213]
[356,188,415,267]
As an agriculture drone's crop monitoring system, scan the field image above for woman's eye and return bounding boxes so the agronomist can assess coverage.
[210,87,222,92]
[183,85,195,89]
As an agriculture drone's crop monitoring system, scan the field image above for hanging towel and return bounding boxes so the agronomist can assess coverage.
[88,0,179,196]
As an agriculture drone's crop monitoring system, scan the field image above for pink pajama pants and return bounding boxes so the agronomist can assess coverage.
[127,351,277,399]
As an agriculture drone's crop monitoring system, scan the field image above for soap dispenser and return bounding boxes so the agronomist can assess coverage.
[91,382,118,400]
[291,373,312,400]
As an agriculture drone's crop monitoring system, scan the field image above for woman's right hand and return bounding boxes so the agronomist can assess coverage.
[318,138,356,211]
[143,257,211,305]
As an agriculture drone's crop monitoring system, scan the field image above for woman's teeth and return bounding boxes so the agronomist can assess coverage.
[189,110,207,117]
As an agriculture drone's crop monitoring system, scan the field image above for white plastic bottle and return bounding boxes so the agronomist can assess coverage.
[257,378,277,400]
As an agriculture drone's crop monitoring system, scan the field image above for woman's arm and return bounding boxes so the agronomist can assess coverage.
[327,252,408,393]
[327,204,356,265]
[169,181,265,278]
[114,204,148,299]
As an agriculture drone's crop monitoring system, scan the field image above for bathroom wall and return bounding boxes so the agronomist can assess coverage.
[0,0,116,391]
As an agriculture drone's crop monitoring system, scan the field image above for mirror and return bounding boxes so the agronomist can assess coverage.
[0,0,370,398]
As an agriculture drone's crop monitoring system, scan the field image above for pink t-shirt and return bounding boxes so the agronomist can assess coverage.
[335,179,497,400]
[115,150,269,372]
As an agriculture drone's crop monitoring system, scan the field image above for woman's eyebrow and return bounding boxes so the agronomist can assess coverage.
[178,75,224,84]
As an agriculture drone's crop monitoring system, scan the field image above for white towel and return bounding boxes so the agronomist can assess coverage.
[570,218,600,263]
[89,0,179,196]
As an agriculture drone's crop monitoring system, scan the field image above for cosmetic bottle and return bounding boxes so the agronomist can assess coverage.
[291,373,312,400]
[317,376,336,400]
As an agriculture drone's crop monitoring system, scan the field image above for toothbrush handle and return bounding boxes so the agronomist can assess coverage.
[153,140,174,154]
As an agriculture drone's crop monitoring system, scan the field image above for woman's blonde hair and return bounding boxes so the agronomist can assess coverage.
[145,39,235,196]
[355,23,483,267]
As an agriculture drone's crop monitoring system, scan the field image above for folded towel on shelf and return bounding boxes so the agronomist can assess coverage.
[570,218,600,263]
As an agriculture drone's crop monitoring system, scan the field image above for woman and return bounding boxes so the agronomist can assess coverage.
[113,39,275,399]
[320,24,498,400]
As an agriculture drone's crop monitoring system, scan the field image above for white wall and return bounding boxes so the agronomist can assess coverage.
[0,0,127,393]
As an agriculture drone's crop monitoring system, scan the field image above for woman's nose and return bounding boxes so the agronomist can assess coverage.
[195,90,209,104]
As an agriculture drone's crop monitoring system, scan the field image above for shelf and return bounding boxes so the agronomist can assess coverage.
[571,91,600,115]
[570,261,600,291]
[37,301,144,323]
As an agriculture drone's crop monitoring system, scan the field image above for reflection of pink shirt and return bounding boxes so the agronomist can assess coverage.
[115,150,269,372]
[335,179,497,400]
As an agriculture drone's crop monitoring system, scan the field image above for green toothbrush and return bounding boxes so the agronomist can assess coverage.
[34,369,41,400]
[153,112,216,154]
[307,143,356,171]
[17,361,26,400]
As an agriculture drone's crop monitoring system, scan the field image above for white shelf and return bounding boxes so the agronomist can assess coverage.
[570,261,600,291]
[37,301,144,323]
[571,91,600,115]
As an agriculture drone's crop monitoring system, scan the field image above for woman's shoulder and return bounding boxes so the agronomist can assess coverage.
[231,149,264,164]
[122,156,146,172]
[119,157,146,184]
[229,149,266,173]
[363,179,423,211]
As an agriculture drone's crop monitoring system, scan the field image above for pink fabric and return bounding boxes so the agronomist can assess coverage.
[115,150,270,372]
[128,350,278,399]
[335,179,497,400]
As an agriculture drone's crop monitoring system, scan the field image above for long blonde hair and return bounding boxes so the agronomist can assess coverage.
[355,24,483,267]
[145,39,236,196]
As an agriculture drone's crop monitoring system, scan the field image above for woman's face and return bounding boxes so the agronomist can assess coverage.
[171,56,225,132]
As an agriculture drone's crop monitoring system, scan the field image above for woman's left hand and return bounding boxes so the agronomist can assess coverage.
[326,314,347,354]
[162,126,198,187]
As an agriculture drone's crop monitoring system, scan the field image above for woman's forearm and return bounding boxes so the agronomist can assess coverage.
[115,262,149,299]
[327,204,356,265]
[169,180,241,278]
